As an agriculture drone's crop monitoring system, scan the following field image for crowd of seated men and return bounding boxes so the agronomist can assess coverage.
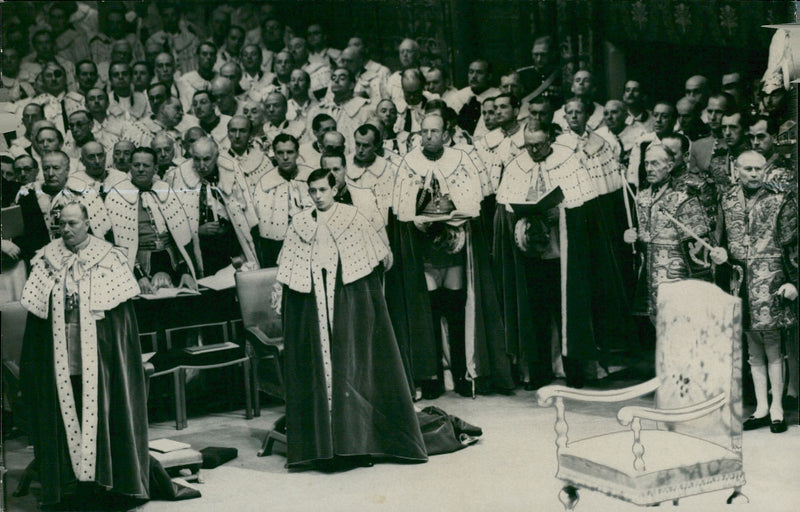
[1,1,796,432]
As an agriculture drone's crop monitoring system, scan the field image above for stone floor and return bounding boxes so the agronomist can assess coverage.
[4,380,799,512]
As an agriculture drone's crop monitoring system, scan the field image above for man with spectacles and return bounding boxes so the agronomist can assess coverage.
[493,123,572,390]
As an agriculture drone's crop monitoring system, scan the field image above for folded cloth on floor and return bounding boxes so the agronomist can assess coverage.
[417,406,482,455]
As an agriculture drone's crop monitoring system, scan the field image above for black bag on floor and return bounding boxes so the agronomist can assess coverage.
[417,406,482,455]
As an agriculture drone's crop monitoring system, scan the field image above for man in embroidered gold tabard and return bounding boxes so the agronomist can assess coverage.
[711,150,797,434]
[624,143,712,321]
[20,202,148,508]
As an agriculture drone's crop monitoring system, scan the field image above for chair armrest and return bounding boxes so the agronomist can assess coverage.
[537,378,660,407]
[245,326,283,351]
[617,393,727,426]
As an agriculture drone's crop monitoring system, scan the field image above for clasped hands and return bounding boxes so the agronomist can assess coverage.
[138,272,197,294]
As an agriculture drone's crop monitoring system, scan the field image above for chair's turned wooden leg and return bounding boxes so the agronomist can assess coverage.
[243,360,253,420]
[252,362,261,417]
[258,432,274,457]
[177,369,188,430]
[726,487,748,504]
[558,485,579,510]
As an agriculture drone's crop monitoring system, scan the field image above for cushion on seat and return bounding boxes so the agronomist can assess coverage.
[557,429,744,505]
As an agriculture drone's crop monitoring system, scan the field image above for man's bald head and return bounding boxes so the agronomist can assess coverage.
[210,76,234,98]
[398,38,419,68]
[685,75,709,105]
[339,45,364,73]
[80,141,106,178]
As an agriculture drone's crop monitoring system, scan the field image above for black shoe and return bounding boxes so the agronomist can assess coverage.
[743,414,771,431]
[770,418,787,434]
[420,380,445,400]
[453,379,473,398]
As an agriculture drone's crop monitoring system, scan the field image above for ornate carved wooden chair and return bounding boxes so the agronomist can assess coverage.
[538,280,746,509]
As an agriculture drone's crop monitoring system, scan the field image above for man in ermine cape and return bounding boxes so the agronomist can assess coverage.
[278,168,426,471]
[387,114,512,399]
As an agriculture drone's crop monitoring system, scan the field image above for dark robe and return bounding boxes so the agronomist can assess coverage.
[14,188,51,264]
[562,195,638,363]
[283,269,427,468]
[492,207,560,377]
[20,302,149,505]
[385,215,514,392]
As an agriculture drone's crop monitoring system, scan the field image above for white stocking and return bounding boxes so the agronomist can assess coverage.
[768,360,785,421]
[751,364,769,418]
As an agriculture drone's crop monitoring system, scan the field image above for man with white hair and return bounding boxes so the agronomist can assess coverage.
[71,141,127,199]
[14,150,110,265]
[711,150,797,434]
[168,137,259,275]
[263,91,306,145]
[386,38,425,112]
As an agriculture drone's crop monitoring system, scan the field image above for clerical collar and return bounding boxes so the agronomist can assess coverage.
[113,89,132,101]
[66,236,91,254]
[422,147,444,161]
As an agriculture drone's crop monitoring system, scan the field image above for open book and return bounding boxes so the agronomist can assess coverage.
[510,186,564,216]
[196,265,236,291]
[138,287,201,300]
